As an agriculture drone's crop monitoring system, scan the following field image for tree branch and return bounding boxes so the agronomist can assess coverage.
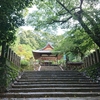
[56,0,72,15]
[61,16,72,24]
[83,11,100,35]
[80,0,83,10]
[70,7,80,12]
[77,16,100,47]
[57,11,68,16]
[48,16,72,24]
[57,7,80,16]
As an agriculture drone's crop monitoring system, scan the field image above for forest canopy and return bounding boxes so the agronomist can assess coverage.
[0,0,33,46]
[27,0,100,47]
[0,0,100,62]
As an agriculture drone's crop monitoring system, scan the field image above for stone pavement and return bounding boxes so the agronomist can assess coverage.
[1,97,100,100]
[38,65,63,71]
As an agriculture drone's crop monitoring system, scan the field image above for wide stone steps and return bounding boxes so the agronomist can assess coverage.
[1,92,100,98]
[11,84,100,88]
[9,87,100,92]
[17,79,91,82]
[22,71,83,76]
[21,76,85,79]
[0,71,100,98]
[13,81,95,85]
[21,76,87,78]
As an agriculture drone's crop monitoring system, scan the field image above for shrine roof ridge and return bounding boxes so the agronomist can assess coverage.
[32,50,61,53]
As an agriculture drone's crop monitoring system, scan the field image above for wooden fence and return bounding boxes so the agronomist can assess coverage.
[0,45,20,92]
[65,49,100,71]
[84,49,100,67]
[3,46,20,67]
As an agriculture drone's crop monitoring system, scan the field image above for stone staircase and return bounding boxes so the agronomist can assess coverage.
[0,71,100,98]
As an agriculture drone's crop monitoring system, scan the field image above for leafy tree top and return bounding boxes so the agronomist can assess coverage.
[27,0,100,47]
[0,0,33,45]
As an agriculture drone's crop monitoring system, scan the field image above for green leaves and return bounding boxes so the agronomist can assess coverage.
[0,60,19,92]
[27,0,100,47]
[82,63,100,80]
[54,27,97,62]
[0,0,33,46]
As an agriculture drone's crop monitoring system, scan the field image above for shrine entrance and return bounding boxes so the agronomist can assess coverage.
[32,43,62,66]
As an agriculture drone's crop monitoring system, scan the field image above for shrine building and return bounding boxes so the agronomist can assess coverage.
[32,43,62,66]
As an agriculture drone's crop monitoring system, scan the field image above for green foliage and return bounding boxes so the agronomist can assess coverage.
[81,63,100,80]
[27,0,100,47]
[54,28,97,62]
[21,59,29,67]
[20,59,35,71]
[6,64,19,86]
[0,0,33,46]
[0,58,19,92]
[11,27,60,61]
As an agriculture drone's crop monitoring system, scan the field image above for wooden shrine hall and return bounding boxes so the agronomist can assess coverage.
[32,43,62,66]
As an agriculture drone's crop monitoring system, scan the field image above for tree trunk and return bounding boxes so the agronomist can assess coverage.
[1,42,6,58]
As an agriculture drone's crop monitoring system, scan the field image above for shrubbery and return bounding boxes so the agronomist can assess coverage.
[21,60,29,67]
[81,63,100,80]
[0,58,19,92]
[20,59,34,71]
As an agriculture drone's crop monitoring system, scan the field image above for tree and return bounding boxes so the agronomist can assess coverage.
[0,0,33,57]
[54,27,97,61]
[27,0,100,47]
[12,27,59,60]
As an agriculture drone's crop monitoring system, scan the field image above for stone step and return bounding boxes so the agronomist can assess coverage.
[1,97,100,100]
[1,70,100,98]
[1,92,100,98]
[20,77,88,80]
[9,87,100,92]
[11,84,100,88]
[22,76,83,78]
[22,71,82,76]
[22,72,82,74]
[22,74,83,77]
[23,71,80,73]
[17,78,92,82]
[22,73,83,75]
[14,81,95,85]
[21,75,86,77]
[21,75,84,78]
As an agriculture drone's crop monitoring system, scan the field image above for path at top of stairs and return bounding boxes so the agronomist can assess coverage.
[39,65,63,71]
